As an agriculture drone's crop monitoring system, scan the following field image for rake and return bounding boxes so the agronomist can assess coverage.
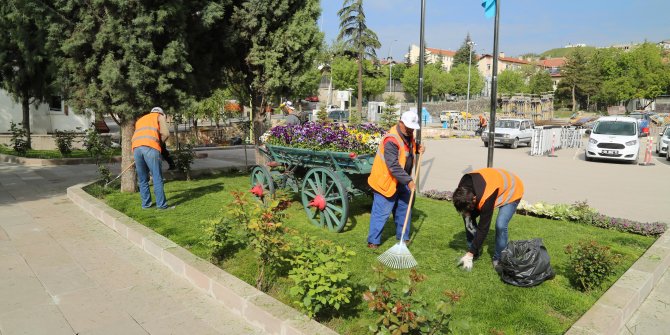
[104,162,135,188]
[377,153,423,269]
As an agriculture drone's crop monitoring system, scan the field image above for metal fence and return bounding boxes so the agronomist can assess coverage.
[530,126,584,156]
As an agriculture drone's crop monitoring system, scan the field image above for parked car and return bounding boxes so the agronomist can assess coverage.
[585,116,639,163]
[328,110,349,123]
[305,96,319,102]
[481,118,534,149]
[439,110,461,123]
[656,125,670,157]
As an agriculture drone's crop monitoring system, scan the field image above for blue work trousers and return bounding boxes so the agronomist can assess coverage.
[134,146,168,209]
[367,185,412,245]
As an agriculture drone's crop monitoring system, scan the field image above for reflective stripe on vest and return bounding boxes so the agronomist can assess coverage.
[475,168,524,209]
[131,113,162,152]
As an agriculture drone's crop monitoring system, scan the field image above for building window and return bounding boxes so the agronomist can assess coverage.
[49,96,63,113]
[487,64,491,70]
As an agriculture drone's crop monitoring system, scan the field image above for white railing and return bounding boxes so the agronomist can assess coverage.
[530,126,583,156]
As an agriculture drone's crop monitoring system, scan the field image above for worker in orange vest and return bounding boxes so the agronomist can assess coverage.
[452,168,524,271]
[476,114,488,135]
[366,111,425,249]
[131,107,172,209]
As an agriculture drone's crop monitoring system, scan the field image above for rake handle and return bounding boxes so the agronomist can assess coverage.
[398,152,423,242]
[105,161,135,186]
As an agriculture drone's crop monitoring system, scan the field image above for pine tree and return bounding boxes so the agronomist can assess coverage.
[337,0,381,124]
[452,34,477,68]
[0,0,57,148]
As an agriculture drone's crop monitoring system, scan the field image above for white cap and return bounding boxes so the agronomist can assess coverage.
[151,107,164,115]
[285,101,293,107]
[400,111,420,129]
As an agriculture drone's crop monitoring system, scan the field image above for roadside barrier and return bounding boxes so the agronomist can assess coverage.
[530,126,583,156]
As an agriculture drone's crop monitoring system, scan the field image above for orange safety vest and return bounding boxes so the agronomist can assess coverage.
[131,113,162,152]
[479,115,487,127]
[368,126,416,197]
[474,168,524,209]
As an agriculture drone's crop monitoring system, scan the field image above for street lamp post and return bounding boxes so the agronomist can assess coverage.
[466,41,476,115]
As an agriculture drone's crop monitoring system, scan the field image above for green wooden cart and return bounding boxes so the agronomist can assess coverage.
[250,144,374,232]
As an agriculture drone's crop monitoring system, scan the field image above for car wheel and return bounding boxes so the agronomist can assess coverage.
[483,141,489,147]
[667,152,670,161]
[510,138,519,149]
[584,152,592,162]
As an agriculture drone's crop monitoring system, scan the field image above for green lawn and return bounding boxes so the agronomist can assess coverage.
[94,173,655,335]
[0,146,120,159]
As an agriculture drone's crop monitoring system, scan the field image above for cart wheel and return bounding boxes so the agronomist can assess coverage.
[301,168,349,232]
[250,166,275,199]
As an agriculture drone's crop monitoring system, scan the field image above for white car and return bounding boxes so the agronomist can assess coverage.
[656,125,670,158]
[481,118,534,149]
[585,116,639,163]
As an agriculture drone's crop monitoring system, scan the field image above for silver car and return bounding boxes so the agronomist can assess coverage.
[657,125,670,158]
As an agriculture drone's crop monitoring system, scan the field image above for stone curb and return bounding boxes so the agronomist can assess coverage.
[66,184,338,335]
[0,152,207,166]
[565,228,670,334]
[0,153,122,166]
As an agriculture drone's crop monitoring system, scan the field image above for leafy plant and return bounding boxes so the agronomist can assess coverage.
[98,164,112,185]
[83,126,111,163]
[565,240,622,291]
[203,205,250,262]
[53,129,78,156]
[349,107,361,126]
[9,121,29,155]
[174,143,195,180]
[286,234,355,319]
[222,191,291,291]
[363,265,458,334]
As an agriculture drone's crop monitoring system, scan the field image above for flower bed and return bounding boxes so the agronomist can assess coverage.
[260,123,386,155]
[422,190,667,237]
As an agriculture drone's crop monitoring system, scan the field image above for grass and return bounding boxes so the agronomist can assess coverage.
[0,146,120,159]
[94,173,655,335]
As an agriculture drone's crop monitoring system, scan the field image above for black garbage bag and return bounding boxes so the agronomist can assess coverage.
[499,238,555,287]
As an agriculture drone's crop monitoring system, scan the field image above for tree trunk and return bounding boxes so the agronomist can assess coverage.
[21,96,31,149]
[571,85,577,112]
[251,95,267,165]
[357,52,363,117]
[120,120,137,193]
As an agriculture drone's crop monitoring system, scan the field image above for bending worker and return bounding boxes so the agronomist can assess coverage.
[131,107,171,209]
[452,168,524,271]
[366,111,425,249]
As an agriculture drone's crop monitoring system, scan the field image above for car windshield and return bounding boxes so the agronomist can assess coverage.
[495,120,520,129]
[664,128,670,137]
[593,121,636,136]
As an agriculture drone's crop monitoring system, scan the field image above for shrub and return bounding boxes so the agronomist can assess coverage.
[219,191,291,291]
[9,122,29,155]
[286,234,355,319]
[83,126,111,163]
[174,143,195,180]
[349,107,361,126]
[565,240,622,291]
[203,199,251,262]
[317,104,328,123]
[422,189,453,201]
[98,164,112,185]
[53,129,78,156]
[363,265,458,334]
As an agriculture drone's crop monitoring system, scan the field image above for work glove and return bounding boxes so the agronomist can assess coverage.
[458,253,474,271]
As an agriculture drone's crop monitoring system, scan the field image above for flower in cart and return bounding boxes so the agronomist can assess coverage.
[260,122,386,155]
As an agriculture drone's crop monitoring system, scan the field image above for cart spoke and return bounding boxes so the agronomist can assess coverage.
[324,209,336,231]
[313,173,322,193]
[326,203,343,214]
[307,178,318,194]
[319,211,325,226]
[303,189,316,199]
[324,180,335,196]
[320,171,328,192]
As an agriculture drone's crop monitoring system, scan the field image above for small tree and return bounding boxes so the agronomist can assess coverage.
[349,107,361,125]
[9,122,29,155]
[317,104,328,123]
[379,95,399,129]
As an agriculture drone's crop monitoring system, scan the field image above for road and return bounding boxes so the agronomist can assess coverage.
[419,137,669,223]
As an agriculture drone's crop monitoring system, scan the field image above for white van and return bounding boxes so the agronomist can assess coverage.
[585,116,639,163]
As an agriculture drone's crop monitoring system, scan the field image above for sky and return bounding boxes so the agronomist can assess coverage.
[319,0,670,60]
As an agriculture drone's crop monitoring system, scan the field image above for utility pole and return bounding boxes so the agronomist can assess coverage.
[466,41,476,116]
[388,39,397,93]
[487,0,501,168]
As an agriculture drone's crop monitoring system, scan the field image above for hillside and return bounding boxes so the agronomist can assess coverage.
[540,46,597,58]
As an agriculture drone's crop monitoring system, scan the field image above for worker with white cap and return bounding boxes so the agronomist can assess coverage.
[366,111,425,248]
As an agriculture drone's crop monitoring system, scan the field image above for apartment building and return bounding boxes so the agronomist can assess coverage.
[405,44,457,71]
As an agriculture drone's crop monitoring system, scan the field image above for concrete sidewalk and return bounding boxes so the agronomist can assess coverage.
[0,162,265,334]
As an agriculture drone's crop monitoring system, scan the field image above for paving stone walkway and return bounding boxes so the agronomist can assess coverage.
[0,162,265,335]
